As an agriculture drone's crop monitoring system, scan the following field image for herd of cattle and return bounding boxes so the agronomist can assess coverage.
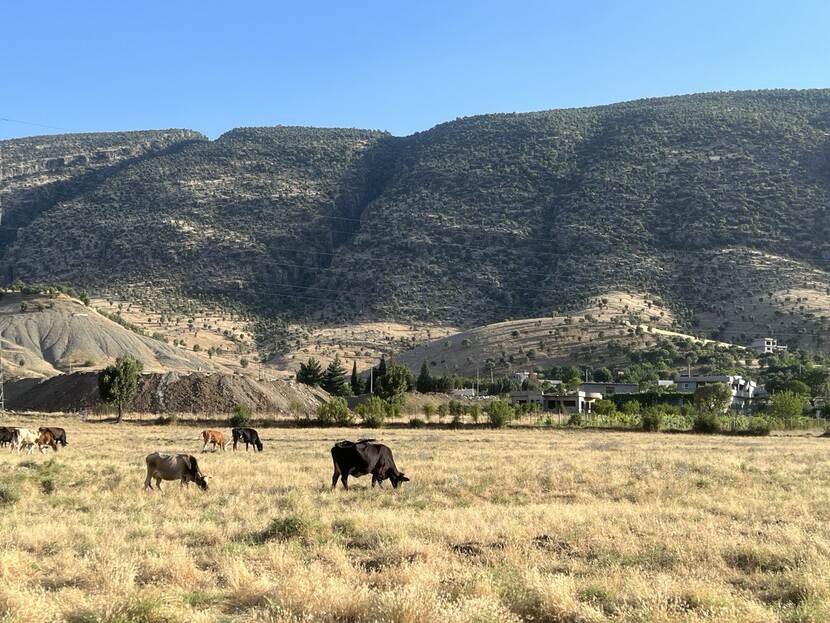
[0,426,67,453]
[2,424,408,492]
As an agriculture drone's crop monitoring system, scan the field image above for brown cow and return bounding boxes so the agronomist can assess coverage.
[37,429,59,453]
[201,429,226,452]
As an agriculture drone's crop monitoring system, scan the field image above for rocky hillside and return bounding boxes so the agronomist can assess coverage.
[2,89,830,356]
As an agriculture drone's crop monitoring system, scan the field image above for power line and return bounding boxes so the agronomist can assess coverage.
[0,116,73,133]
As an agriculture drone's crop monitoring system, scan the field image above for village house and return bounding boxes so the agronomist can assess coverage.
[579,382,638,396]
[675,374,759,408]
[749,337,787,355]
[510,389,603,413]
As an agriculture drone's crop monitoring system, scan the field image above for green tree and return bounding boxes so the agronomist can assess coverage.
[98,356,143,423]
[321,357,349,396]
[296,358,323,386]
[377,356,388,379]
[768,390,806,424]
[693,383,733,414]
[350,361,363,395]
[592,367,614,383]
[377,363,409,401]
[783,379,811,397]
[416,361,433,393]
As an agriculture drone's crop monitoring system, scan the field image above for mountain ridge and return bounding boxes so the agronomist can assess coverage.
[2,88,830,361]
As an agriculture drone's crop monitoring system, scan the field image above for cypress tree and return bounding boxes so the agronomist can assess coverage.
[350,361,363,395]
[416,360,433,393]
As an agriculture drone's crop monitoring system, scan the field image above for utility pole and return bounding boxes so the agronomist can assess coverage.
[0,341,5,413]
[475,367,479,396]
[369,367,373,394]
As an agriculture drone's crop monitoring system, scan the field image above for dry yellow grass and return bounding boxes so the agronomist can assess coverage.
[1,417,829,622]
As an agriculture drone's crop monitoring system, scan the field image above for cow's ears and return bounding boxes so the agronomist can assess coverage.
[399,474,410,482]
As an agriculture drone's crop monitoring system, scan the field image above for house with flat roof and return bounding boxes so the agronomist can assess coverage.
[510,389,603,413]
[675,374,758,408]
[579,382,638,396]
[749,337,787,355]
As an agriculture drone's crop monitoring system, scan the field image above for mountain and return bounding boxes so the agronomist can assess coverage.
[1,89,830,365]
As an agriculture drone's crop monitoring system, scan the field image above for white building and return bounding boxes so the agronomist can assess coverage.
[510,389,603,414]
[749,337,787,355]
[675,374,758,408]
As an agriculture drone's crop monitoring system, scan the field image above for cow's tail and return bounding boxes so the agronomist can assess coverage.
[330,447,340,475]
[189,455,202,477]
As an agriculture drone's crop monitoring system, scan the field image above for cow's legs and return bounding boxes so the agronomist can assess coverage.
[232,439,238,451]
[331,470,340,489]
[341,474,349,490]
[155,478,162,491]
[202,441,209,452]
[144,473,152,490]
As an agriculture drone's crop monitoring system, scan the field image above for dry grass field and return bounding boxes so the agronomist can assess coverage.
[1,417,829,623]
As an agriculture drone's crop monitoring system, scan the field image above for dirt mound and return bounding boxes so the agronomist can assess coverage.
[4,371,328,414]
[0,293,220,379]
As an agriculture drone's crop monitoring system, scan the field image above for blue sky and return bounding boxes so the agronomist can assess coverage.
[1,0,829,139]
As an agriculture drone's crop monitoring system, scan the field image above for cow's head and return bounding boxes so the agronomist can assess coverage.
[391,472,410,488]
[195,473,209,491]
[255,439,264,452]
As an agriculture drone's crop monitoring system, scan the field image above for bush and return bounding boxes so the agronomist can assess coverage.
[229,404,252,428]
[422,404,435,421]
[356,396,388,428]
[567,412,583,427]
[0,482,19,507]
[155,413,179,426]
[747,417,772,436]
[317,397,353,426]
[641,408,663,432]
[256,513,315,542]
[486,400,514,428]
[409,417,426,428]
[693,411,721,434]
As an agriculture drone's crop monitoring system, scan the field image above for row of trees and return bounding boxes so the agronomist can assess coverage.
[297,356,410,401]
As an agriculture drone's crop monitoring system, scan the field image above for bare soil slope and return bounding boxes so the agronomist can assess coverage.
[4,371,328,414]
[0,294,219,379]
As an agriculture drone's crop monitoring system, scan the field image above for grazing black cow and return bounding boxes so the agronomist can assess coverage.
[232,427,263,452]
[38,427,67,447]
[330,439,410,490]
[0,427,15,448]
